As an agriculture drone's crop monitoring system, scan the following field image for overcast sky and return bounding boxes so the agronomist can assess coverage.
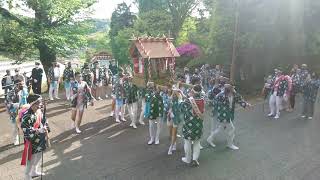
[4,0,137,20]
[91,0,137,19]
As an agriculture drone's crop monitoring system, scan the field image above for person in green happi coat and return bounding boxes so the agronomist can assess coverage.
[146,82,164,145]
[180,84,205,166]
[208,84,252,150]
[137,87,146,125]
[126,76,139,129]
[167,85,184,155]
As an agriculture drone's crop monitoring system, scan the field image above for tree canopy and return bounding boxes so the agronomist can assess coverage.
[0,0,96,72]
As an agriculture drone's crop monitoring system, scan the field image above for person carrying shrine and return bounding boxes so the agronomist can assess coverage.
[31,62,43,95]
[63,62,75,100]
[180,84,205,166]
[207,84,252,150]
[21,94,50,180]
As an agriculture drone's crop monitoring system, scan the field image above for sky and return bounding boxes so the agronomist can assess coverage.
[91,0,138,19]
[4,0,138,20]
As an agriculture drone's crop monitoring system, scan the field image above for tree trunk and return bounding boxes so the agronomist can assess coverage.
[38,42,56,91]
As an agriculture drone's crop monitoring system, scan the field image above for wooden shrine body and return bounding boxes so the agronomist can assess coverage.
[129,36,180,88]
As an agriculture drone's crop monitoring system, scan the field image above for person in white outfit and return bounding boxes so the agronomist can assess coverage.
[48,62,61,100]
[207,84,252,150]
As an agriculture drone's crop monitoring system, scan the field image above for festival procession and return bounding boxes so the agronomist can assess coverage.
[1,0,320,180]
[1,36,320,180]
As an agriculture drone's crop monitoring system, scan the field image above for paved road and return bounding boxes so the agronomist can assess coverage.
[0,97,320,180]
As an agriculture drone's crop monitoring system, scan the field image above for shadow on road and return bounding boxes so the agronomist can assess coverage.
[0,116,126,166]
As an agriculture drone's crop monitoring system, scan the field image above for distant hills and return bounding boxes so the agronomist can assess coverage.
[85,19,110,34]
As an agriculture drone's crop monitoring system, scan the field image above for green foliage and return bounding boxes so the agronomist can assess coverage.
[110,2,136,65]
[87,31,111,53]
[207,0,235,65]
[0,19,36,60]
[113,28,140,65]
[176,17,197,45]
[0,0,97,74]
[109,3,136,38]
[134,10,173,36]
[167,0,200,39]
[135,0,167,13]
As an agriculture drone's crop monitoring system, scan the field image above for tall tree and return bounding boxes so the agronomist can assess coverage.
[167,0,200,39]
[0,0,96,73]
[109,2,136,64]
[135,0,167,14]
[134,10,173,36]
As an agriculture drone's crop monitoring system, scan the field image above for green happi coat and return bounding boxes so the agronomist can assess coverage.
[148,92,164,120]
[171,96,182,125]
[138,87,146,99]
[181,94,204,141]
[123,79,130,99]
[21,109,49,154]
[215,91,248,123]
[127,83,138,104]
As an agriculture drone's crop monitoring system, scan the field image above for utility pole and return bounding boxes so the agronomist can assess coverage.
[230,0,240,83]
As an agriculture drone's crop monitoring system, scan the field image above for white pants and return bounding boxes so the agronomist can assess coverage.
[269,92,282,116]
[207,121,235,146]
[65,88,71,100]
[11,123,19,144]
[139,99,146,123]
[184,139,201,162]
[49,81,59,99]
[128,102,138,125]
[25,152,42,180]
[115,102,125,121]
[149,118,162,141]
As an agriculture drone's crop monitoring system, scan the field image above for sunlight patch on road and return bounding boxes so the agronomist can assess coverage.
[85,127,95,131]
[99,123,119,134]
[83,123,120,140]
[108,129,127,139]
[63,141,81,154]
[45,161,61,170]
[56,134,77,144]
[70,155,82,161]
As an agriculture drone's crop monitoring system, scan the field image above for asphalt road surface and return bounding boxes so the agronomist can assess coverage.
[0,97,320,180]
